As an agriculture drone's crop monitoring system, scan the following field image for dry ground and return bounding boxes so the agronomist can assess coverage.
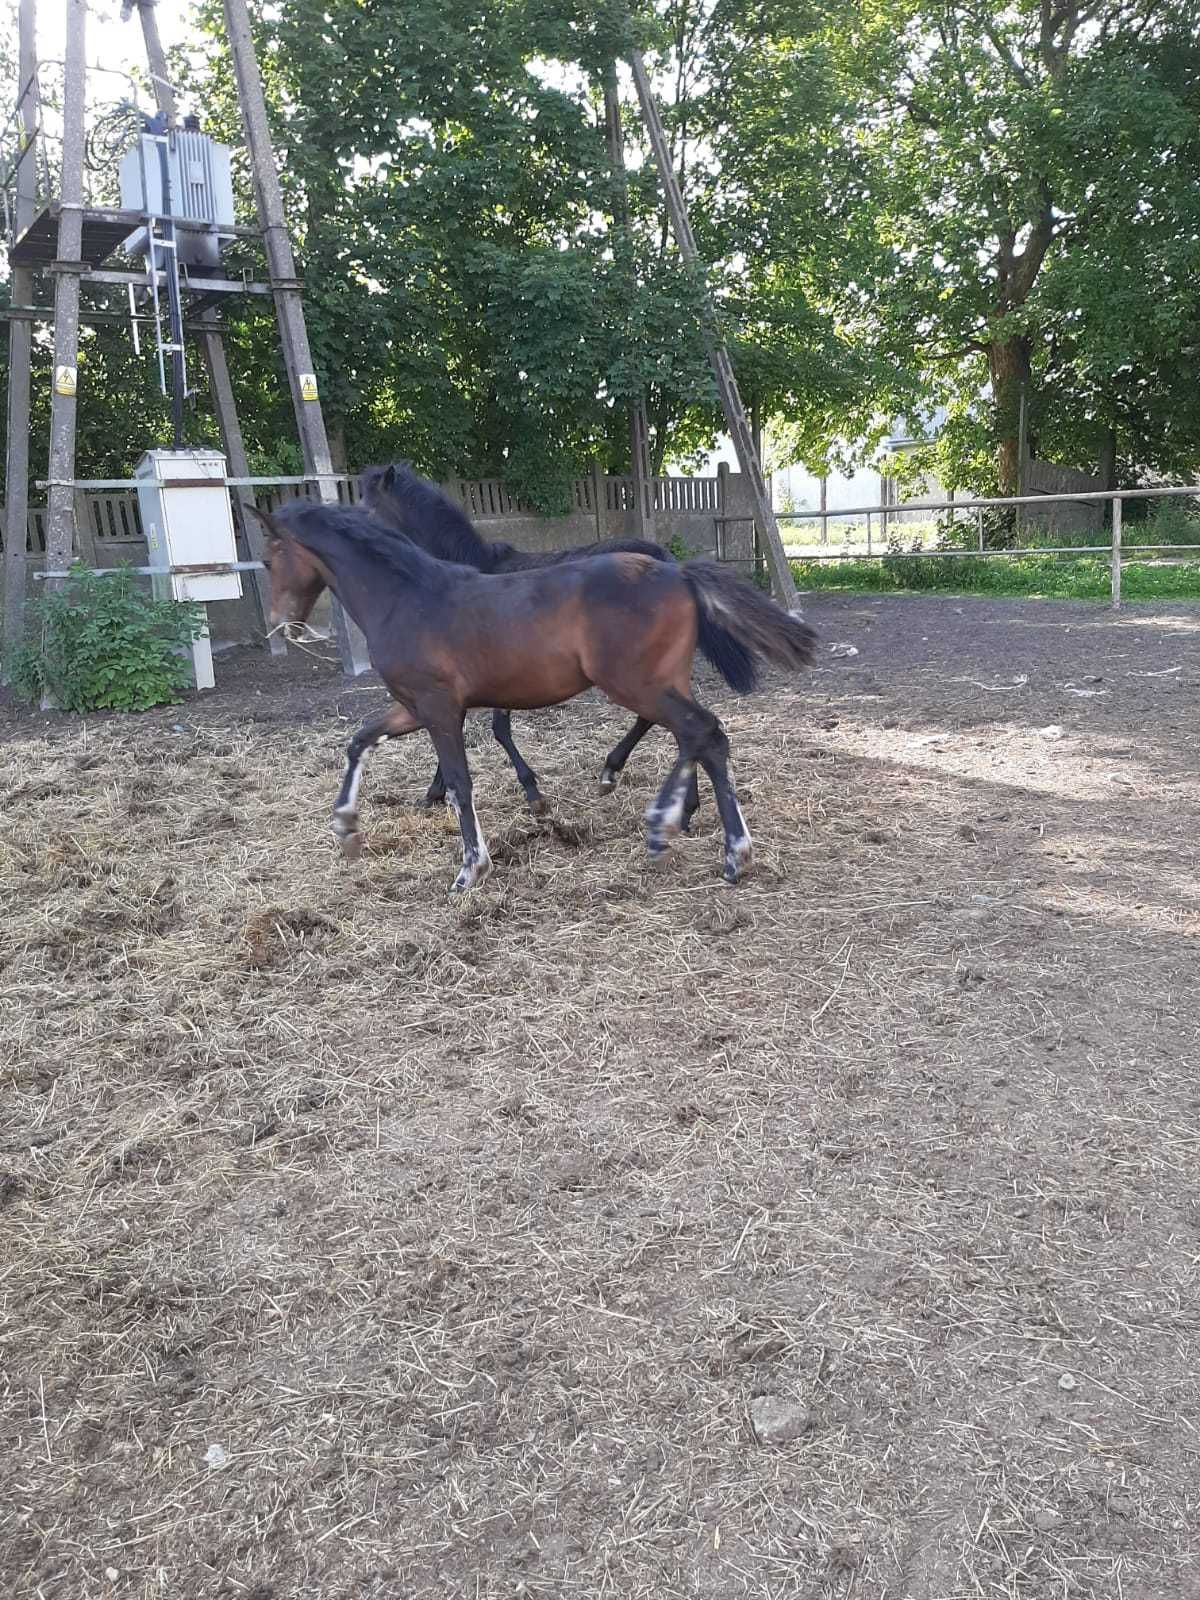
[2,591,1199,1600]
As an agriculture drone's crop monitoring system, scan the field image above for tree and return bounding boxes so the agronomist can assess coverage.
[701,0,1200,491]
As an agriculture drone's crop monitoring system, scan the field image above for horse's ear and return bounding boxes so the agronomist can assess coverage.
[245,502,284,542]
[383,464,396,489]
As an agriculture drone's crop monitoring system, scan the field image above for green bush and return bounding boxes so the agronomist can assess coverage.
[1126,496,1200,548]
[8,564,206,712]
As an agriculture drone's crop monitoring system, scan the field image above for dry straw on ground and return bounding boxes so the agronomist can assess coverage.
[1,592,1199,1598]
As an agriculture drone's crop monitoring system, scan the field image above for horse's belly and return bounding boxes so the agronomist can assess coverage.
[469,658,589,711]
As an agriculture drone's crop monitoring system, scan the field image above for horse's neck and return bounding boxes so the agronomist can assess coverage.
[315,550,418,637]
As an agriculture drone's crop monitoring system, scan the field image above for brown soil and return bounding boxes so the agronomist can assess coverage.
[2,592,1199,1599]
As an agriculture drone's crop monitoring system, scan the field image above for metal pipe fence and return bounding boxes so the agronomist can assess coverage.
[14,475,1200,611]
[769,484,1200,609]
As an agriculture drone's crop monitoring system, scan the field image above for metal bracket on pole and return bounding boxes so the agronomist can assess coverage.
[627,51,797,607]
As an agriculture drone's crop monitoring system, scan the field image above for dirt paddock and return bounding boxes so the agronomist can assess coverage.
[2,591,1199,1599]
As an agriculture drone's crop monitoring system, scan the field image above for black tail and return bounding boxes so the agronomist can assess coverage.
[682,562,817,693]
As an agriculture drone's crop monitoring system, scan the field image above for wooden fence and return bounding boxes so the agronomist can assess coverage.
[1,471,726,553]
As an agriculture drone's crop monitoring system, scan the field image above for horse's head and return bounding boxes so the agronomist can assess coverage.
[246,504,329,633]
[358,463,397,516]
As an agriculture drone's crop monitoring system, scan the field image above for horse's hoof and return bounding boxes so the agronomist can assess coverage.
[422,792,446,809]
[339,832,365,862]
[451,855,493,893]
[599,767,619,795]
[723,840,753,883]
[528,795,549,817]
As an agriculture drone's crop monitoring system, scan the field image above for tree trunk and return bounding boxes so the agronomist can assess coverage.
[1098,425,1117,491]
[988,334,1031,494]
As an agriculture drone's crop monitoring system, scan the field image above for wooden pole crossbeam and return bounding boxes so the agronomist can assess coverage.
[1,0,41,662]
[627,51,797,607]
[223,0,369,676]
[134,0,283,654]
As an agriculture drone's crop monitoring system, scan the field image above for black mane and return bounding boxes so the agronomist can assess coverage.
[360,461,676,574]
[359,463,497,571]
[273,497,451,590]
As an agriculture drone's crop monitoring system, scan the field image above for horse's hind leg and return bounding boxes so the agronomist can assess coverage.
[334,705,421,858]
[427,717,491,892]
[693,720,752,883]
[645,748,700,858]
[601,715,701,832]
[639,689,750,882]
[490,710,546,814]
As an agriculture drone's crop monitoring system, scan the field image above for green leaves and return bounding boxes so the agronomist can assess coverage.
[9,566,205,713]
[704,0,1200,488]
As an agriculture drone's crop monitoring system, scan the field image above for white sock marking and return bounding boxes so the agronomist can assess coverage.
[339,759,364,815]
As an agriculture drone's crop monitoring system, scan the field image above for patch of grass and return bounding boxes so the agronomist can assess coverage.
[792,553,1200,602]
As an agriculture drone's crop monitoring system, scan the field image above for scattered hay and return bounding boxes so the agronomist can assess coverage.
[1,596,1199,1597]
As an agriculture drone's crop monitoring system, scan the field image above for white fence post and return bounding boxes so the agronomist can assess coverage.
[1111,496,1122,610]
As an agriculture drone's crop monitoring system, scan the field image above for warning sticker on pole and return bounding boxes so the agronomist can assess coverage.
[299,373,319,401]
[54,365,77,397]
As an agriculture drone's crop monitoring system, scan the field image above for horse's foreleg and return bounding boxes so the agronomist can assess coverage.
[490,710,546,815]
[423,761,447,808]
[428,718,491,893]
[599,716,653,793]
[334,704,420,859]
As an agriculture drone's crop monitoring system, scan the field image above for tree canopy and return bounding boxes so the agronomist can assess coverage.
[3,0,1200,501]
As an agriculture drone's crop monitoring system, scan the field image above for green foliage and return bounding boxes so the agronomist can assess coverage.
[705,0,1200,488]
[793,554,1200,602]
[8,566,206,713]
[664,533,696,561]
[6,0,1200,511]
[1125,496,1200,548]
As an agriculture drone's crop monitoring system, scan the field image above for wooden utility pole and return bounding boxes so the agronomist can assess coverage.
[2,0,41,657]
[42,0,89,591]
[627,52,797,605]
[222,0,369,675]
[133,0,282,652]
[602,62,655,539]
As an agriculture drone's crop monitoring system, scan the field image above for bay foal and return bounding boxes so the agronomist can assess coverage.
[254,499,816,891]
[360,463,701,824]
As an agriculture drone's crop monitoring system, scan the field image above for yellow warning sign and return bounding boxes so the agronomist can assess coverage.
[299,373,319,401]
[54,365,77,397]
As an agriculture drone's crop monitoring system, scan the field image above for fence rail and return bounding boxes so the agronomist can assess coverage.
[5,469,729,554]
[7,475,1200,612]
[778,484,1200,608]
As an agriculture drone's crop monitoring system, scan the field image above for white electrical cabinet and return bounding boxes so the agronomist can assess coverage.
[134,449,243,691]
[134,449,242,603]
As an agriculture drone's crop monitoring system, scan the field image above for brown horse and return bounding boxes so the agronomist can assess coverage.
[252,499,816,891]
[360,461,700,825]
